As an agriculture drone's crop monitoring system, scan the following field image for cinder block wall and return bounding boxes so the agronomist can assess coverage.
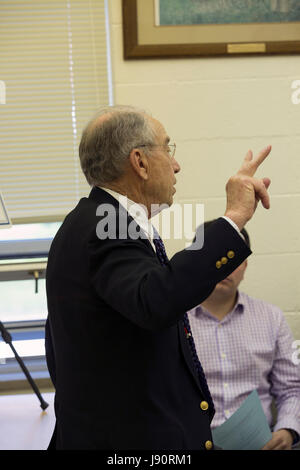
[108,0,300,340]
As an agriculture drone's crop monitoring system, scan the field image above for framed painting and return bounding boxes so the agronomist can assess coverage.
[122,0,300,59]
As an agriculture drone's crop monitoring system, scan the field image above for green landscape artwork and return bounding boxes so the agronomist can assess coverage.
[158,0,300,25]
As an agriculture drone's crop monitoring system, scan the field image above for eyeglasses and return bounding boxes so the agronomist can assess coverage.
[138,142,176,159]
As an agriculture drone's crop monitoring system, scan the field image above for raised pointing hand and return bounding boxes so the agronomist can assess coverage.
[225,146,272,230]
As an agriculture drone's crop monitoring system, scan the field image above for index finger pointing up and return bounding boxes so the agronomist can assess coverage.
[238,145,272,177]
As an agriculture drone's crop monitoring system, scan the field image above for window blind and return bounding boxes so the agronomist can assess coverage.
[0,0,112,223]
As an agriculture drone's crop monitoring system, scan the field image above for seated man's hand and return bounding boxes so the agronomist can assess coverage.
[261,429,293,450]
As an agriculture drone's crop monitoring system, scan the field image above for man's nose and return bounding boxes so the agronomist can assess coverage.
[173,158,181,174]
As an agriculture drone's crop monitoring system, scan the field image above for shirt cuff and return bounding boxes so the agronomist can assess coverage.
[221,216,245,242]
[274,417,300,444]
[288,429,300,446]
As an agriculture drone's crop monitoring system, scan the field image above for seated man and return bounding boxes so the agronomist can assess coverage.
[188,220,300,450]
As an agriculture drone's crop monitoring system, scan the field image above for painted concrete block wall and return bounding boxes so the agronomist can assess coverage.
[108,1,300,340]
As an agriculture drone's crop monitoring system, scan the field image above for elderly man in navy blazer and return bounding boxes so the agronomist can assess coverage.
[45,105,271,450]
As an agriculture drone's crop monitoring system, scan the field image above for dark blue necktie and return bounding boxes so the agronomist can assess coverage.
[152,228,215,413]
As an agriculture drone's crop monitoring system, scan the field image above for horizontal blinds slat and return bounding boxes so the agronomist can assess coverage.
[5,189,90,202]
[5,178,88,192]
[5,186,89,197]
[5,188,89,199]
[1,157,80,165]
[0,0,110,221]
[2,172,79,180]
[1,69,108,76]
[0,18,107,27]
[0,41,108,51]
[1,103,107,113]
[5,189,89,200]
[0,87,109,97]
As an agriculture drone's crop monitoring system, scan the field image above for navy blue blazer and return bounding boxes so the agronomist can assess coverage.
[45,186,251,450]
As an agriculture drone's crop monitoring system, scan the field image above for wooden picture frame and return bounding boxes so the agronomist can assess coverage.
[122,0,300,59]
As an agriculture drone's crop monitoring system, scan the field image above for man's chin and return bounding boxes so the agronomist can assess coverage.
[150,200,171,218]
[215,280,233,291]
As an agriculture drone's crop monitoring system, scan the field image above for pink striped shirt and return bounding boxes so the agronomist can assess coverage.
[188,291,300,436]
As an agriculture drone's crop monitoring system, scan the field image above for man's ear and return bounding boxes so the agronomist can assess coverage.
[128,148,149,181]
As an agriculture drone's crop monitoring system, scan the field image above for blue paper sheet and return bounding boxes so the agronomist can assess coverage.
[212,390,272,450]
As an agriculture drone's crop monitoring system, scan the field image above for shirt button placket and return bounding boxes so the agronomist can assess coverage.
[217,321,230,423]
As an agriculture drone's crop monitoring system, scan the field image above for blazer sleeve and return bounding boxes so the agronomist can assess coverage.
[88,217,251,331]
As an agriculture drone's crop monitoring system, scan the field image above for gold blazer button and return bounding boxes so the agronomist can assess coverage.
[205,440,213,450]
[200,401,209,411]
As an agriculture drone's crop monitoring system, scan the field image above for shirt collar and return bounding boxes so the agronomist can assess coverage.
[192,290,245,318]
[99,187,155,248]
